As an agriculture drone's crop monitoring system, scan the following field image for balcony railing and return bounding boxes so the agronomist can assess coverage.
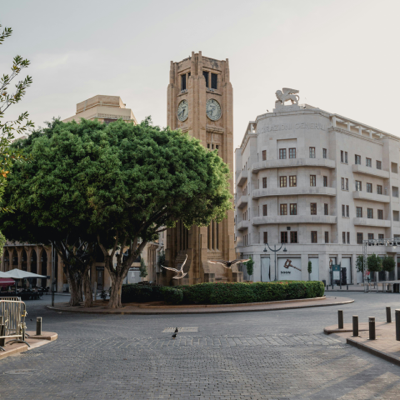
[253,187,336,199]
[352,164,390,179]
[352,191,390,203]
[253,215,337,225]
[353,218,391,228]
[252,158,335,173]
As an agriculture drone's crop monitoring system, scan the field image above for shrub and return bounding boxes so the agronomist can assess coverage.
[356,255,364,273]
[121,284,162,303]
[245,258,254,278]
[367,254,382,273]
[382,256,395,272]
[160,287,183,304]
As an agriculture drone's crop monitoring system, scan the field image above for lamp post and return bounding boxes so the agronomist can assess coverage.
[263,243,287,281]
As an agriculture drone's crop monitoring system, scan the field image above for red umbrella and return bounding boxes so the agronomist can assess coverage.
[0,278,15,288]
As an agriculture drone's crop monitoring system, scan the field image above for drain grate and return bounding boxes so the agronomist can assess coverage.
[162,327,198,333]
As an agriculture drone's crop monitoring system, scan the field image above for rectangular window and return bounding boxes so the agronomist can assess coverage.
[290,203,297,215]
[203,71,209,87]
[342,204,345,217]
[346,178,349,190]
[368,233,374,240]
[309,147,315,158]
[281,232,288,243]
[355,181,362,191]
[325,231,329,243]
[377,185,382,194]
[393,186,399,197]
[290,231,298,243]
[280,204,287,215]
[181,74,187,90]
[346,205,349,217]
[262,177,267,189]
[310,175,316,187]
[324,203,328,215]
[323,176,328,187]
[289,176,297,187]
[263,204,267,216]
[355,155,361,165]
[367,208,373,219]
[311,231,318,243]
[280,176,287,187]
[211,73,218,89]
[378,209,383,220]
[357,232,363,244]
[262,150,266,161]
[323,148,327,159]
[310,203,317,215]
[345,152,348,163]
[379,234,384,239]
[367,183,372,193]
[342,232,346,244]
[341,177,345,190]
[347,232,350,244]
[366,158,372,167]
[341,151,344,163]
[263,232,268,244]
[392,162,398,173]
[376,160,382,170]
[393,211,400,222]
[289,148,296,159]
[279,149,286,159]
[356,207,363,218]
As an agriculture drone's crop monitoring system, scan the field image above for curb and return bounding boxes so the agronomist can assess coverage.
[47,296,354,315]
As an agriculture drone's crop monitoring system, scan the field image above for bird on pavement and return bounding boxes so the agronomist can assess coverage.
[161,255,188,279]
[172,333,177,339]
[208,259,250,269]
[175,327,178,333]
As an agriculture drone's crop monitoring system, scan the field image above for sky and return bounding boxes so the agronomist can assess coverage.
[2,0,400,148]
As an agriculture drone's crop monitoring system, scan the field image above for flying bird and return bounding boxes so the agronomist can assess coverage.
[208,259,250,269]
[161,255,188,279]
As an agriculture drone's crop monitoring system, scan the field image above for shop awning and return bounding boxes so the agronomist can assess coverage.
[0,278,15,288]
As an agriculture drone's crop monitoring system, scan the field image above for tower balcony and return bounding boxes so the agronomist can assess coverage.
[236,169,248,187]
[253,215,337,225]
[352,191,390,203]
[352,164,390,179]
[252,158,335,173]
[237,220,250,231]
[253,187,336,199]
[236,195,248,209]
[353,218,391,228]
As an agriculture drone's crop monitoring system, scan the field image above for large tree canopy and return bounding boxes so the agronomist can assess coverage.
[1,118,233,308]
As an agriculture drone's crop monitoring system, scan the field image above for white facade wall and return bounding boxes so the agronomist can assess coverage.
[235,103,400,284]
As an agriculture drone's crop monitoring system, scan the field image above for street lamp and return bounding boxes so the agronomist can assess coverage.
[263,243,287,281]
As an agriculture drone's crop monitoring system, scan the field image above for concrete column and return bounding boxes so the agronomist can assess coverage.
[17,248,22,270]
[301,254,308,281]
[253,253,261,282]
[46,249,52,289]
[26,248,32,272]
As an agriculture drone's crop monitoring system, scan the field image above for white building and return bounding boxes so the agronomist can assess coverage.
[235,90,400,284]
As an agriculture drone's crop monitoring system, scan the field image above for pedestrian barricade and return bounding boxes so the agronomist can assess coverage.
[0,299,29,351]
[0,297,21,301]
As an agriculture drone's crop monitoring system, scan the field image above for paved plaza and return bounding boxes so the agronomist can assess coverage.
[2,293,400,399]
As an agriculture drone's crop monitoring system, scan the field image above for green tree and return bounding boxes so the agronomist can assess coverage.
[139,257,148,278]
[367,254,382,279]
[356,255,364,273]
[1,118,232,308]
[308,261,312,281]
[245,257,254,279]
[382,256,395,273]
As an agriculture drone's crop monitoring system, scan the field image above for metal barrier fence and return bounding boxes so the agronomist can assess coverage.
[0,299,29,351]
[0,297,21,302]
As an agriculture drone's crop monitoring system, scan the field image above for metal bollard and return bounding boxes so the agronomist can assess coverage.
[387,307,392,323]
[396,310,400,341]
[352,315,359,337]
[0,324,5,347]
[369,317,376,340]
[338,310,344,329]
[36,317,42,336]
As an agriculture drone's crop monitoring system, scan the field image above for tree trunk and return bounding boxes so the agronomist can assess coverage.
[68,274,82,306]
[82,268,93,307]
[108,275,123,309]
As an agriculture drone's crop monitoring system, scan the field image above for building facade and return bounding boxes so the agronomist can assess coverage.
[163,51,238,285]
[235,91,400,284]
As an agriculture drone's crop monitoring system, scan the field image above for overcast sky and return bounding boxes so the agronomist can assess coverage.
[2,0,400,148]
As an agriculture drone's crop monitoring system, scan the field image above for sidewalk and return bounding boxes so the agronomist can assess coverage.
[47,295,354,315]
[325,321,400,367]
[326,283,399,293]
[0,331,58,361]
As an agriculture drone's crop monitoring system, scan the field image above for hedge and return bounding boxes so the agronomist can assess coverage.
[121,281,324,305]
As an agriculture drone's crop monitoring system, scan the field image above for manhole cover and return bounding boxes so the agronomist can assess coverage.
[4,369,36,375]
[163,327,198,333]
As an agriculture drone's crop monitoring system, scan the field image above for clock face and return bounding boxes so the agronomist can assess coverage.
[206,99,222,121]
[177,100,188,122]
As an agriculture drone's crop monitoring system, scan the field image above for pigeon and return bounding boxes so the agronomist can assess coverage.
[161,255,188,279]
[30,319,33,322]
[208,259,250,269]
[172,333,177,339]
[175,327,178,333]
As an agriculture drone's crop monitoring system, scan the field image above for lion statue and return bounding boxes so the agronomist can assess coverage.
[275,88,300,105]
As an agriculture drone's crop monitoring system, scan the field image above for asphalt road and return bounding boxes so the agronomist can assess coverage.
[1,292,400,400]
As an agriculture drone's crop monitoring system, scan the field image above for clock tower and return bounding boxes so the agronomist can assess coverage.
[164,51,238,285]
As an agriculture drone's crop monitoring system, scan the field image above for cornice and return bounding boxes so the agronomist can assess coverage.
[328,127,385,145]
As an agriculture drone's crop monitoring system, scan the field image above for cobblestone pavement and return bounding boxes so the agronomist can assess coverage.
[2,293,400,399]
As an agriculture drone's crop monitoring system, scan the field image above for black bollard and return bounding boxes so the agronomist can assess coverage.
[387,307,392,323]
[352,315,359,337]
[369,317,376,340]
[338,310,344,329]
[396,310,400,341]
[0,324,5,347]
[36,317,42,336]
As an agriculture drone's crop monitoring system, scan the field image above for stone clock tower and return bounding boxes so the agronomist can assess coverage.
[164,51,238,285]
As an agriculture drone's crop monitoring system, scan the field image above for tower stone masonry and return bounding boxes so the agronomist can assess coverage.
[163,51,238,285]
